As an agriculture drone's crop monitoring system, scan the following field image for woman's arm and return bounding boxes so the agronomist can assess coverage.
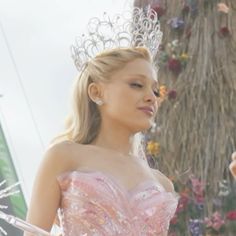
[23,144,66,236]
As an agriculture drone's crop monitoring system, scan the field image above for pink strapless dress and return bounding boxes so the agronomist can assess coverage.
[57,170,179,236]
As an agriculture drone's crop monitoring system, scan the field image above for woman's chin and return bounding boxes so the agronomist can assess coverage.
[134,121,154,132]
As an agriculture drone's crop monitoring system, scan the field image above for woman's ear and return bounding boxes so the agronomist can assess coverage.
[87,82,103,103]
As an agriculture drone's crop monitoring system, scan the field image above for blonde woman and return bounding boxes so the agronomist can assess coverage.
[24,8,179,236]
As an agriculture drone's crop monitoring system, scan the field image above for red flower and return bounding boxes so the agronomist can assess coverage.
[226,210,236,220]
[182,4,190,14]
[195,194,204,204]
[219,26,230,37]
[168,58,182,75]
[168,90,177,100]
[176,193,189,212]
[151,4,165,17]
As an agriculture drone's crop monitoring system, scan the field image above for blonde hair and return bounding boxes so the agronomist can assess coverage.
[51,47,153,158]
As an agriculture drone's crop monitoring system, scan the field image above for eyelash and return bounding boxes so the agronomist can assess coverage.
[154,90,160,97]
[131,83,143,88]
[130,83,160,97]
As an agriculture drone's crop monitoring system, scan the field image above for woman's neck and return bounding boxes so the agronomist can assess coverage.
[91,117,138,155]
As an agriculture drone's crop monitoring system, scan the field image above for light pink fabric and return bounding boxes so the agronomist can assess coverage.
[57,170,179,236]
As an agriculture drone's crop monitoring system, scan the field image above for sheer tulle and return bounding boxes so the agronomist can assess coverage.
[57,170,179,236]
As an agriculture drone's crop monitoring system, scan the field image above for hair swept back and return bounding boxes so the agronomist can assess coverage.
[51,47,153,158]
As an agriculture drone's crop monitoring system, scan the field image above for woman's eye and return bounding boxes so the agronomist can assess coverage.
[130,83,143,88]
[154,90,160,97]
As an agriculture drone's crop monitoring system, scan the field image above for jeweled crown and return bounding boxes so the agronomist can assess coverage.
[71,6,163,71]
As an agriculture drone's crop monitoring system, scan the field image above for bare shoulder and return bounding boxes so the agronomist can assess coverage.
[46,140,81,156]
[150,168,175,193]
[25,141,83,233]
[41,140,84,176]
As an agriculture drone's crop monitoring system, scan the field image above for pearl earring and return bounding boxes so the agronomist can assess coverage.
[95,99,104,106]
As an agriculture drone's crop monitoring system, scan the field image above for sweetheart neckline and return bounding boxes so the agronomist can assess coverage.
[57,169,167,197]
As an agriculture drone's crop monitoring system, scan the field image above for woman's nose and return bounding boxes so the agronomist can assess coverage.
[144,89,157,103]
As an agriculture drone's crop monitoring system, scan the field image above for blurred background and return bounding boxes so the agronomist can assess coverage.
[1,0,236,235]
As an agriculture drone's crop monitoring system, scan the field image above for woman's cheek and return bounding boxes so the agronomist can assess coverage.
[230,161,236,177]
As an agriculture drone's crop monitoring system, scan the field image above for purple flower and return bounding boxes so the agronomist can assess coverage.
[168,17,185,30]
[188,219,203,236]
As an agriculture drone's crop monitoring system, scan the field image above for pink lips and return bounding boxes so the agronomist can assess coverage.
[138,106,154,116]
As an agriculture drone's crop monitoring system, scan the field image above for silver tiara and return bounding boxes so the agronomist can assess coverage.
[71,6,163,71]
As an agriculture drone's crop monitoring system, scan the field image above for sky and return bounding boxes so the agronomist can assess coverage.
[0,0,132,203]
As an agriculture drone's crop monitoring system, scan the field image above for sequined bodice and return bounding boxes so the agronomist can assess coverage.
[57,170,179,236]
